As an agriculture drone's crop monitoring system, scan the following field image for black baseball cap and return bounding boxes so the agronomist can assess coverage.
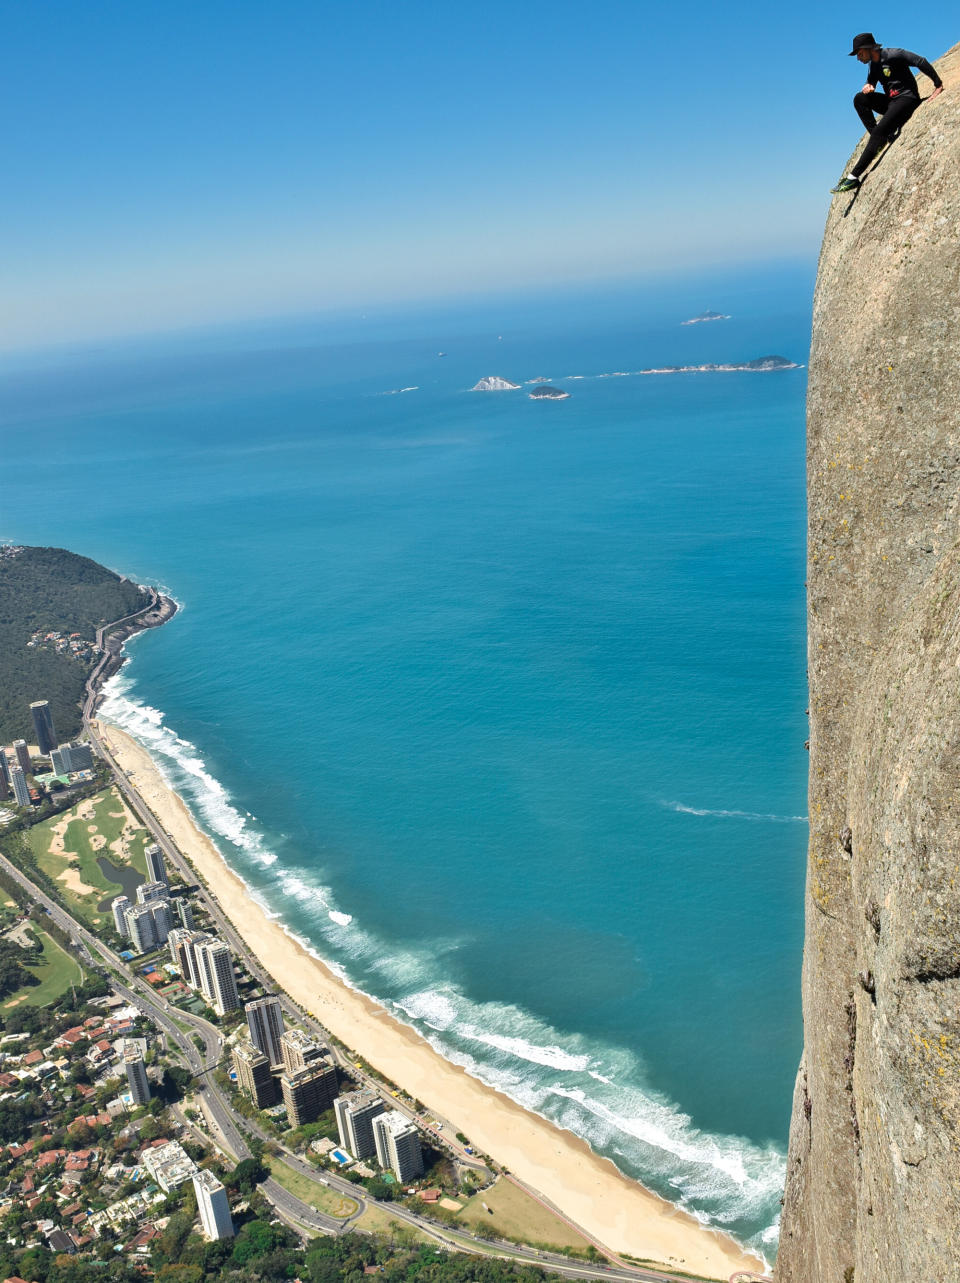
[849,32,880,55]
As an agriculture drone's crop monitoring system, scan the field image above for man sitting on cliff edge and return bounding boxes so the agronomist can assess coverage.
[831,33,943,193]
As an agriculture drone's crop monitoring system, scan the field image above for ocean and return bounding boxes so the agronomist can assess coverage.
[0,261,812,1257]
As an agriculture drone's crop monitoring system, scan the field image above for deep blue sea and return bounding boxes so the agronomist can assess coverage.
[0,263,812,1258]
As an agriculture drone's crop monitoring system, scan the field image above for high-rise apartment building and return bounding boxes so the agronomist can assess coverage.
[30,702,56,756]
[0,751,10,785]
[124,1043,151,1105]
[0,768,9,802]
[10,766,30,808]
[50,746,72,775]
[373,1110,424,1182]
[178,930,211,989]
[233,1042,279,1108]
[193,1169,234,1241]
[280,1061,339,1127]
[245,996,285,1068]
[196,939,240,1015]
[280,1028,324,1076]
[136,880,168,905]
[144,843,167,885]
[334,1091,386,1160]
[112,896,131,937]
[66,741,93,771]
[13,741,30,774]
[148,899,172,944]
[176,898,194,929]
[125,903,159,954]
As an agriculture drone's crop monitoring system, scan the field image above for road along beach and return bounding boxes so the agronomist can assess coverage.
[95,718,764,1278]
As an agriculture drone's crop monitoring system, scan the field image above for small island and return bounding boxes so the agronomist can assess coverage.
[639,354,800,374]
[471,376,520,391]
[528,385,570,400]
[681,310,731,325]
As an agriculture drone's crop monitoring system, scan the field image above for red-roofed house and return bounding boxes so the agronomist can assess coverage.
[22,1050,43,1066]
[0,1072,18,1089]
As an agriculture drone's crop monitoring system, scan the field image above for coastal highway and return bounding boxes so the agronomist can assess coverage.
[76,610,753,1283]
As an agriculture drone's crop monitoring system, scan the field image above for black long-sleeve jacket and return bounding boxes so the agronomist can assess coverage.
[868,48,943,98]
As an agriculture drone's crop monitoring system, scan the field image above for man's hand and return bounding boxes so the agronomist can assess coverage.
[861,83,874,93]
[928,85,944,99]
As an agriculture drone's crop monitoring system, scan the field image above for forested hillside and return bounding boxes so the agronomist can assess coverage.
[0,546,147,743]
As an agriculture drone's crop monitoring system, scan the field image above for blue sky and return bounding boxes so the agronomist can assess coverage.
[2,1,955,349]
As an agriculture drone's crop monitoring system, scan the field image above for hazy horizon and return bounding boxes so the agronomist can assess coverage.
[4,1,954,350]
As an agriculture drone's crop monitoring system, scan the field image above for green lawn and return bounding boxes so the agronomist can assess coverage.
[2,925,85,1009]
[28,788,148,926]
[266,1159,360,1220]
[456,1177,592,1252]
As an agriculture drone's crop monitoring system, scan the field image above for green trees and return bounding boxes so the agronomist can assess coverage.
[0,545,149,742]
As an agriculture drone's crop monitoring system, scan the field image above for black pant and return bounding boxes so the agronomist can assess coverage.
[851,91,918,177]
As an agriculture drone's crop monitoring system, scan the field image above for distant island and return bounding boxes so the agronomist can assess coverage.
[528,385,570,400]
[640,355,800,374]
[681,310,731,325]
[471,376,520,391]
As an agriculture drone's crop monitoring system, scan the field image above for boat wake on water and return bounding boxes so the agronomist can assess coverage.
[662,799,808,823]
[99,669,785,1261]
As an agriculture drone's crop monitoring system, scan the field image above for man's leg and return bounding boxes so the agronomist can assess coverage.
[851,95,918,178]
[854,90,886,133]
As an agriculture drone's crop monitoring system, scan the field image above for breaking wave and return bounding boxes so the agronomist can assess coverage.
[99,667,784,1260]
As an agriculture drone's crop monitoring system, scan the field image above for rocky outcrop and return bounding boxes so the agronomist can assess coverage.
[776,42,960,1283]
[471,376,520,391]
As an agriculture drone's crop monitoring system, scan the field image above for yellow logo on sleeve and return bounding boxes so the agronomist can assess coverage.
[883,66,891,76]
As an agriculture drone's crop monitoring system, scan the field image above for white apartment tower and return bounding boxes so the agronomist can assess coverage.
[125,903,159,954]
[373,1110,424,1182]
[193,1169,234,1241]
[137,880,168,905]
[149,898,173,944]
[245,996,285,1068]
[334,1091,386,1160]
[196,939,240,1015]
[124,1043,151,1105]
[144,842,168,885]
[112,896,131,937]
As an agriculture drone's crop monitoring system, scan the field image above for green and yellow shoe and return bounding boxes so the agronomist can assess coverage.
[830,176,861,194]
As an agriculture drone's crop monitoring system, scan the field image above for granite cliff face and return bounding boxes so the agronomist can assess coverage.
[776,41,960,1283]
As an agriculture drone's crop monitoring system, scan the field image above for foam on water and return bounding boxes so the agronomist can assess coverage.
[663,799,808,823]
[99,667,785,1260]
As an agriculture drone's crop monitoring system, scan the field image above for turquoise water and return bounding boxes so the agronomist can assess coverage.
[1,265,811,1256]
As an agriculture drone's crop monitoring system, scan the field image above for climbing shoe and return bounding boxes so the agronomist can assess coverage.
[830,176,861,193]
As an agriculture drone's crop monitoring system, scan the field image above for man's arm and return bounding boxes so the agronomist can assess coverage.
[893,47,944,90]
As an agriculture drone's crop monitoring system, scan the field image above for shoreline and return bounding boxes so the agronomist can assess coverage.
[93,713,765,1278]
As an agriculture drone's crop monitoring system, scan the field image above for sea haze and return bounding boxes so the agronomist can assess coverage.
[1,263,812,1255]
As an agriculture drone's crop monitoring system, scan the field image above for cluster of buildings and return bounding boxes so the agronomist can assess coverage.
[0,699,95,808]
[232,996,424,1182]
[111,843,181,951]
[141,1141,234,1240]
[0,985,236,1253]
[111,843,242,1020]
[26,629,94,662]
[167,927,240,1017]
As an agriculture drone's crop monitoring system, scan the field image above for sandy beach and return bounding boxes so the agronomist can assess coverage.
[97,718,764,1279]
